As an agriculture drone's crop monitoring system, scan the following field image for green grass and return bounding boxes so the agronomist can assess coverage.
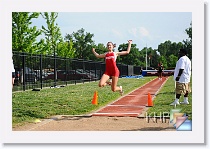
[12,76,192,127]
[12,76,156,127]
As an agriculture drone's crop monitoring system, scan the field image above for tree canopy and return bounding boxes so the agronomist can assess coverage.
[12,12,41,53]
[12,12,192,69]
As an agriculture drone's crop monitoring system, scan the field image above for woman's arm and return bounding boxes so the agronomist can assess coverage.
[117,40,132,56]
[92,48,106,58]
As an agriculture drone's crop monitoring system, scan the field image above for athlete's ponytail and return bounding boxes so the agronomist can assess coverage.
[113,43,116,48]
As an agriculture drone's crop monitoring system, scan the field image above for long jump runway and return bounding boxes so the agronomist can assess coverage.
[91,77,168,117]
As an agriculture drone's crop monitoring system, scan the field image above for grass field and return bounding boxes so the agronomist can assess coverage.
[12,76,192,127]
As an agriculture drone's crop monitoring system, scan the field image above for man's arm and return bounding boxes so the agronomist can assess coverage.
[175,69,184,81]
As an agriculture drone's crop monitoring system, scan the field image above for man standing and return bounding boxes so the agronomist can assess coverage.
[170,48,191,105]
[157,62,163,81]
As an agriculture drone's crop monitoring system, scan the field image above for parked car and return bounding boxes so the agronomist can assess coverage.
[34,70,48,80]
[45,70,95,81]
[14,67,37,84]
[76,69,99,79]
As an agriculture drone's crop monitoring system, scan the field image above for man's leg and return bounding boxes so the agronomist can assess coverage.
[170,82,181,105]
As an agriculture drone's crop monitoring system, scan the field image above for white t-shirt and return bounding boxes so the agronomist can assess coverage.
[174,55,191,83]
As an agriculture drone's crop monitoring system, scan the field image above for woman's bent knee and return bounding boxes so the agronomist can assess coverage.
[111,88,117,92]
[99,83,103,87]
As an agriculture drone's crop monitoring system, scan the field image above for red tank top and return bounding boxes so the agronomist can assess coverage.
[104,52,119,77]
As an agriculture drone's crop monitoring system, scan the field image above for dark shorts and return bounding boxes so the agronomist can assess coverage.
[12,72,15,78]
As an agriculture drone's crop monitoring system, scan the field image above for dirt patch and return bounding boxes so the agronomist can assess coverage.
[13,115,175,131]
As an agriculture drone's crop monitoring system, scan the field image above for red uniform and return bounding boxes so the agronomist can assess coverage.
[104,52,120,77]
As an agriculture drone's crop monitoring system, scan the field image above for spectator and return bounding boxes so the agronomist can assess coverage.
[170,48,191,105]
[157,62,163,80]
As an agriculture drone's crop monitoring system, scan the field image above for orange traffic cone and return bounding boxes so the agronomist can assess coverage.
[92,91,98,105]
[147,92,153,107]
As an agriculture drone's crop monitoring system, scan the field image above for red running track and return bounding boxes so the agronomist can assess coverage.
[91,77,168,117]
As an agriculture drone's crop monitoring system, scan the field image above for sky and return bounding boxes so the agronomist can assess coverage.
[31,12,192,51]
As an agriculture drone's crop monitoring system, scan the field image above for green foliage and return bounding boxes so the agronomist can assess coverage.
[57,41,76,58]
[158,56,168,69]
[118,43,141,66]
[12,13,192,69]
[41,12,63,55]
[183,22,192,59]
[12,12,42,53]
[65,28,95,59]
[168,54,178,68]
[90,43,107,62]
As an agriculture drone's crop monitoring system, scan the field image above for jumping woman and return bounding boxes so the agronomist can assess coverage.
[92,40,132,95]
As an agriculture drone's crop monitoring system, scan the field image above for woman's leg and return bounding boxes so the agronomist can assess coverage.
[106,78,112,86]
[98,74,110,87]
[111,76,123,94]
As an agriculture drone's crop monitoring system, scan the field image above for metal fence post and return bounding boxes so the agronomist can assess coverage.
[40,54,43,89]
[22,53,26,91]
[65,57,68,86]
[54,47,57,87]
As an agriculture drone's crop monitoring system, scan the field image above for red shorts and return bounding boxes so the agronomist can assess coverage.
[104,68,120,77]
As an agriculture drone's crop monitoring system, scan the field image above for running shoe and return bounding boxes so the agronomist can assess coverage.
[170,101,180,106]
[180,101,189,104]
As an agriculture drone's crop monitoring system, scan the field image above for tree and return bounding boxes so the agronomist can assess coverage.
[158,56,168,69]
[138,47,156,68]
[183,22,192,59]
[67,28,95,59]
[156,40,185,69]
[41,12,63,56]
[118,43,141,66]
[12,12,41,53]
[157,40,172,57]
[56,41,75,58]
[90,43,107,62]
[149,49,159,68]
[168,54,178,68]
